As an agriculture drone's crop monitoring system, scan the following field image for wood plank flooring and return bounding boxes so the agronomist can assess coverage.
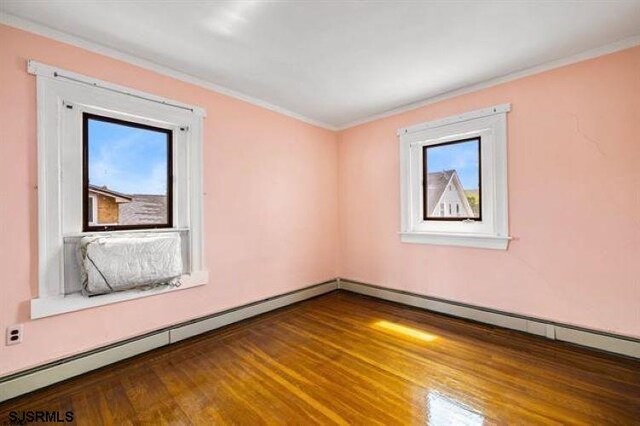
[1,291,639,425]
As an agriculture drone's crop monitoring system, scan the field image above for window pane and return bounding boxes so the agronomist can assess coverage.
[85,115,171,229]
[423,138,481,220]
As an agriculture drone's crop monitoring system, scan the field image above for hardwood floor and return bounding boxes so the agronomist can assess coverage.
[1,291,639,425]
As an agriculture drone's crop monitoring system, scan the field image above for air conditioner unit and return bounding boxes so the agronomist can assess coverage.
[79,233,183,296]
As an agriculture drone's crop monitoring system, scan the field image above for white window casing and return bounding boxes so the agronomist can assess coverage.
[88,194,97,225]
[29,60,208,318]
[398,104,512,250]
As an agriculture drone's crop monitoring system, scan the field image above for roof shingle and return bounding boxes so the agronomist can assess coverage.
[118,195,167,225]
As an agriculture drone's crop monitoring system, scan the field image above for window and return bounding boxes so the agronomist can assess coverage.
[423,138,480,221]
[87,195,95,224]
[83,113,172,231]
[30,60,207,319]
[399,104,511,249]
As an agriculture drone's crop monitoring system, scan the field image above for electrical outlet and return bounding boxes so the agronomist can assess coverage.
[6,325,23,345]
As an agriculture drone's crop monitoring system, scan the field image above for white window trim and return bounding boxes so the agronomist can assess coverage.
[29,60,208,318]
[398,104,512,250]
[88,194,98,225]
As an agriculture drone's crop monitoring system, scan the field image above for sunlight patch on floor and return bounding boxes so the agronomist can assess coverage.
[372,320,439,343]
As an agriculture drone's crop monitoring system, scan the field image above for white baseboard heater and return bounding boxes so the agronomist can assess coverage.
[0,280,339,403]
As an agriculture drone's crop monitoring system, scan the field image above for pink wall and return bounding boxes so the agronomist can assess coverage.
[338,46,640,339]
[0,25,339,376]
[1,23,638,377]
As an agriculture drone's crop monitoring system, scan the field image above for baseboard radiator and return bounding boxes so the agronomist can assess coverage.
[2,277,638,403]
[0,280,339,403]
[338,278,640,360]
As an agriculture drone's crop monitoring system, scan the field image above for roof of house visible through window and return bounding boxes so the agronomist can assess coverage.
[118,195,167,225]
[426,170,455,215]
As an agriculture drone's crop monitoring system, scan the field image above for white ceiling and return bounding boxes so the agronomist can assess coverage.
[2,1,640,129]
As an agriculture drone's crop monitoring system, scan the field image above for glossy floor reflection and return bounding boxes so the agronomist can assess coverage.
[428,392,484,426]
[1,291,639,424]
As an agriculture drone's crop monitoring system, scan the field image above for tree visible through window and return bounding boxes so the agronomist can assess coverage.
[423,138,481,221]
[83,113,173,231]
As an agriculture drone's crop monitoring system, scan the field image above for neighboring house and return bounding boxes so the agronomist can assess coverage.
[88,185,167,225]
[119,195,168,225]
[88,185,133,225]
[426,170,476,218]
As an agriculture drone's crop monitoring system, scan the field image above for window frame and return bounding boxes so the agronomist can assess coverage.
[82,112,174,232]
[87,194,97,225]
[422,136,482,222]
[29,60,208,319]
[399,104,511,250]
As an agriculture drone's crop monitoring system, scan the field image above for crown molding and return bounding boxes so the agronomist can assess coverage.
[2,12,639,133]
[0,13,338,131]
[336,34,640,130]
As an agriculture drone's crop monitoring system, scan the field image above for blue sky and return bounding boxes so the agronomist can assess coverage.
[426,139,479,189]
[88,119,168,195]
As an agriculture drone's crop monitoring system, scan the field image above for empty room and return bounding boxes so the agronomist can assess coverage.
[0,0,639,424]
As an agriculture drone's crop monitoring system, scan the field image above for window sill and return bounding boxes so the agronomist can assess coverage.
[31,270,208,319]
[63,227,189,238]
[399,232,511,250]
